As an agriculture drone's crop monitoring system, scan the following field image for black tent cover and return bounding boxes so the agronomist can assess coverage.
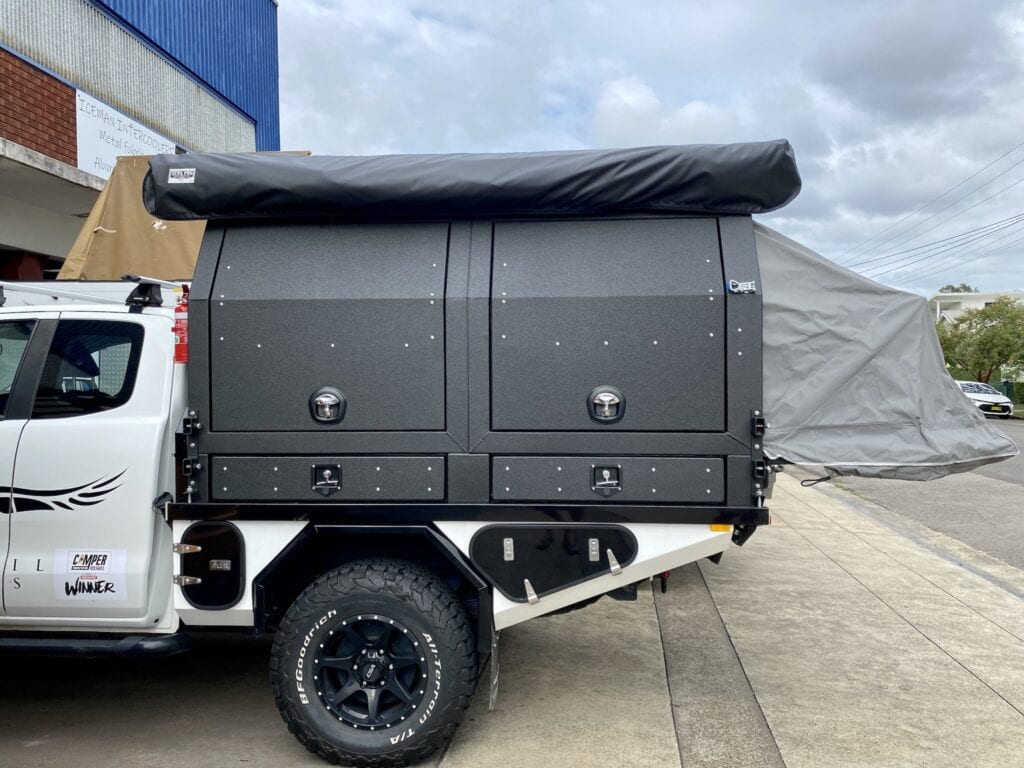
[144,140,801,221]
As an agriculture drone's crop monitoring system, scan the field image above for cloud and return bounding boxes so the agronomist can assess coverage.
[807,0,1023,122]
[277,0,1024,294]
[280,2,550,154]
[591,78,739,147]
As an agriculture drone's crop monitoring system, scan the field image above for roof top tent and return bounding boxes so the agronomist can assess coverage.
[143,141,1015,520]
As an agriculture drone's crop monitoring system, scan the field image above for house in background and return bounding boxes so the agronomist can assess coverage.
[930,291,1024,393]
[928,291,1024,322]
[0,0,280,279]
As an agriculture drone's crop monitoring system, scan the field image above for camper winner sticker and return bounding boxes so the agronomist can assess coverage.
[53,549,128,600]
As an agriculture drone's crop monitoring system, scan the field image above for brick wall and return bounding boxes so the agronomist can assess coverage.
[0,48,76,165]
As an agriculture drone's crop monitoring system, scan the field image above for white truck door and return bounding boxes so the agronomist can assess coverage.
[0,317,46,616]
[2,312,176,627]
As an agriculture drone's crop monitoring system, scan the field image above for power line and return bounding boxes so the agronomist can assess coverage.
[843,152,1024,268]
[838,137,1024,264]
[861,215,1024,279]
[904,232,1024,284]
[854,212,1024,272]
[889,231,1024,287]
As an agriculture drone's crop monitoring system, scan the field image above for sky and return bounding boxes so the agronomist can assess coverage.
[276,0,1024,297]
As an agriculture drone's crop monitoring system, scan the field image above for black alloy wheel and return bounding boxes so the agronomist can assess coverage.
[271,559,477,767]
[314,614,428,730]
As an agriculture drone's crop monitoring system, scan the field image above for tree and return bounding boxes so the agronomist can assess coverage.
[938,283,979,293]
[936,297,1024,382]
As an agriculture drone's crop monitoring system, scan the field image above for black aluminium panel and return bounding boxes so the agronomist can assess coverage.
[179,522,245,609]
[444,224,472,450]
[448,453,490,503]
[469,524,638,602]
[719,216,764,505]
[491,456,724,504]
[208,223,448,432]
[466,221,493,451]
[184,225,222,504]
[210,456,445,502]
[187,215,764,509]
[490,219,725,431]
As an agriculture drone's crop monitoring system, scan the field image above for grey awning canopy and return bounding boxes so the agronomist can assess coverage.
[757,224,1017,480]
[143,140,801,221]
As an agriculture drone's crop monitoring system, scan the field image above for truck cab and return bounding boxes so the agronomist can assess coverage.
[0,283,181,638]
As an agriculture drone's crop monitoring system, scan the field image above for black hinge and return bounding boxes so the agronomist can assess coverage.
[753,460,768,481]
[179,408,203,503]
[751,411,766,436]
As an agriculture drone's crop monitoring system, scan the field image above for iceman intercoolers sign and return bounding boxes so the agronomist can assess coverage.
[76,90,175,180]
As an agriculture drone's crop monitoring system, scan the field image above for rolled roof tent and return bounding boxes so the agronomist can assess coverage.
[143,140,802,220]
[144,141,1017,480]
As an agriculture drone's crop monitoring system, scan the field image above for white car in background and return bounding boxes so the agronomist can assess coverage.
[957,381,1014,419]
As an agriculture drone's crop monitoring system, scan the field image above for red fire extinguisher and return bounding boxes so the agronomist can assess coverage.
[173,285,189,364]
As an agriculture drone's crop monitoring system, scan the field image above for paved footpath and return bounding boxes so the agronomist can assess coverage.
[442,472,1024,767]
[693,473,1024,768]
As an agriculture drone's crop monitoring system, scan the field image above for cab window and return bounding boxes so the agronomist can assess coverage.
[32,320,144,418]
[0,320,35,418]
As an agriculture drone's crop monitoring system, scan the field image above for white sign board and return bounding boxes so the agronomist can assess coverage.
[76,90,176,179]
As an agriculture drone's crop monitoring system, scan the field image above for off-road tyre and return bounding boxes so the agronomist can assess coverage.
[271,559,477,767]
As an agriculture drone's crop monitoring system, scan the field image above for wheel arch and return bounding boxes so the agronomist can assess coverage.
[253,524,492,656]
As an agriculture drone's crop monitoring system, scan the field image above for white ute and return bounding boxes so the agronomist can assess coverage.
[6,141,1011,768]
[0,277,753,766]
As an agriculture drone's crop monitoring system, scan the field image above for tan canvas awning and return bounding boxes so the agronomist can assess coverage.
[59,155,204,280]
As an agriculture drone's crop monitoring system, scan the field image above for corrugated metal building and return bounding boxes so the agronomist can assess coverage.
[0,0,280,278]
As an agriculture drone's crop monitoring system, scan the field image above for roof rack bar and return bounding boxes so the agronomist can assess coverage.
[122,274,181,289]
[0,281,123,306]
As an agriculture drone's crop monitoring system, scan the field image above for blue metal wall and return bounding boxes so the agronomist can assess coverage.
[93,0,280,150]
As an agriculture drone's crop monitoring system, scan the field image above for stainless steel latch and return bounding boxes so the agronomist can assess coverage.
[592,466,622,497]
[312,464,342,496]
[314,392,340,419]
[309,387,346,424]
[594,391,620,417]
[588,385,625,424]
